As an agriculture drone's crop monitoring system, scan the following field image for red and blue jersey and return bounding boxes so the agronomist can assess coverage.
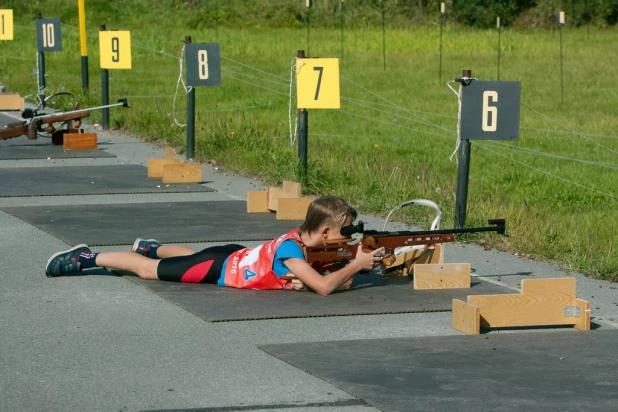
[218,229,305,290]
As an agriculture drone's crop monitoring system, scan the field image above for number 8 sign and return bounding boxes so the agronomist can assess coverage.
[460,80,520,141]
[185,43,221,87]
[99,31,131,69]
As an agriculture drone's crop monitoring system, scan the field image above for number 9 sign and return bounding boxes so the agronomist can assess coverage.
[99,31,131,69]
[296,58,340,109]
[185,43,221,87]
[460,80,520,141]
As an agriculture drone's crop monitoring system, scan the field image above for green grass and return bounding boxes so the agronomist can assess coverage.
[2,2,617,279]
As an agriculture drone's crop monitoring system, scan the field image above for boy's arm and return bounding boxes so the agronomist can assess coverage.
[283,245,384,296]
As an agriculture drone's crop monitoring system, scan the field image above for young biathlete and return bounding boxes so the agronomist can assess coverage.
[44,196,385,296]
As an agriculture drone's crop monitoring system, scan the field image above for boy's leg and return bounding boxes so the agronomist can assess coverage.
[96,252,160,279]
[45,246,159,280]
[132,238,196,258]
[156,245,196,258]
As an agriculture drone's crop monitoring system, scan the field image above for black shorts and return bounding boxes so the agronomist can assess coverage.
[157,244,245,283]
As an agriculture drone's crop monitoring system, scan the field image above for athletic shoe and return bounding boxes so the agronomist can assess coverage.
[45,244,91,278]
[131,238,161,258]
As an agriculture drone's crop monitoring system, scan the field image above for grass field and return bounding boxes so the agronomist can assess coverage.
[2,2,617,279]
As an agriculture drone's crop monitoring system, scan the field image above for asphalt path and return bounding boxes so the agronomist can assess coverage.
[1,109,616,411]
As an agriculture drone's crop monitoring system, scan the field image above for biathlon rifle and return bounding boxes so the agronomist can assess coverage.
[0,92,128,141]
[304,219,506,273]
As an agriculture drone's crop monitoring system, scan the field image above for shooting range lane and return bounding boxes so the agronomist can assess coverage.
[0,136,116,160]
[2,200,302,246]
[126,274,512,322]
[0,165,213,197]
[260,330,618,412]
[1,112,115,159]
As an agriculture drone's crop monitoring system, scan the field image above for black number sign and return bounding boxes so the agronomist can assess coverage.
[185,43,221,87]
[460,80,520,141]
[36,18,63,52]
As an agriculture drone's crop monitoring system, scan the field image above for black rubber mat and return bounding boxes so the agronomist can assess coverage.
[0,165,213,197]
[126,275,513,322]
[2,201,300,246]
[260,330,618,412]
[0,137,116,160]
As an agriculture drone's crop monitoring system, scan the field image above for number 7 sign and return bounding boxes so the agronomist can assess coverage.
[296,58,340,109]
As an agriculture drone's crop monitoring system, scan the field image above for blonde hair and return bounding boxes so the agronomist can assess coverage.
[299,196,357,235]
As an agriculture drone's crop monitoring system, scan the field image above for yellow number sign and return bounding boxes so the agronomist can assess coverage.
[99,31,131,69]
[0,10,14,40]
[296,58,340,109]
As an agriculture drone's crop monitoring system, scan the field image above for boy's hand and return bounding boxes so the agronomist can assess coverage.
[354,245,385,272]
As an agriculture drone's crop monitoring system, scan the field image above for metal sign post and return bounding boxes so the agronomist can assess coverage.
[340,0,345,63]
[295,50,340,179]
[497,17,501,80]
[557,11,565,101]
[454,71,521,228]
[185,40,222,160]
[439,3,445,83]
[98,26,132,130]
[306,0,311,55]
[78,0,89,90]
[35,16,62,94]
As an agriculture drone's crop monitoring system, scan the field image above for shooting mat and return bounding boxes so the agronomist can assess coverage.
[2,200,301,246]
[0,165,213,197]
[0,137,116,160]
[260,330,618,412]
[0,112,115,159]
[125,275,513,322]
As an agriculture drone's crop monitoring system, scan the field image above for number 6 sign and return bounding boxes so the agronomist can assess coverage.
[460,80,520,140]
[99,31,131,69]
[296,58,340,109]
[185,43,221,87]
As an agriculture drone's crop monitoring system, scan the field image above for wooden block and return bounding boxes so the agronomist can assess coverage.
[164,147,177,159]
[162,163,202,183]
[452,299,480,335]
[247,191,270,213]
[383,244,444,276]
[63,133,97,150]
[0,94,25,111]
[282,180,302,197]
[468,278,577,328]
[276,197,317,220]
[413,263,471,290]
[267,187,283,211]
[573,298,591,331]
[148,158,183,178]
[267,181,302,211]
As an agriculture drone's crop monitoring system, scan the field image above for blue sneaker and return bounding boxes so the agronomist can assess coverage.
[131,238,161,258]
[45,244,91,278]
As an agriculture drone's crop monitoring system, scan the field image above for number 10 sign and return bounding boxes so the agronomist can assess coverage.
[460,80,520,141]
[185,43,221,87]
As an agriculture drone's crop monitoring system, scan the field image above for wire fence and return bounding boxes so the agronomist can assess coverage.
[3,21,617,202]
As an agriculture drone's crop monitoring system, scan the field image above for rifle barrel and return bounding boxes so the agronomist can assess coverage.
[366,219,505,238]
[33,101,126,122]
